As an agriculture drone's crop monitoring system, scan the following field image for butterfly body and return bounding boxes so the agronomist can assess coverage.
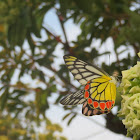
[60,55,117,116]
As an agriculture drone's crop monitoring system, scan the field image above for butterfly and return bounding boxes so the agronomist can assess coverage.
[60,55,117,116]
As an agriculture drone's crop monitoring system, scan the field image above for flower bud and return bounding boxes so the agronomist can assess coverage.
[118,52,140,139]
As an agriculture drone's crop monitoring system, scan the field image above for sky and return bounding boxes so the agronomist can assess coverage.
[40,8,133,140]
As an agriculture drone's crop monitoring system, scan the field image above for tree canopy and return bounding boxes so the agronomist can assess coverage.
[0,0,139,139]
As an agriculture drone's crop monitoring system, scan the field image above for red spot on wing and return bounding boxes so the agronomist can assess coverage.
[85,84,89,90]
[112,100,115,105]
[88,98,92,104]
[100,102,106,110]
[106,102,110,109]
[109,101,112,108]
[84,91,89,98]
[93,101,98,108]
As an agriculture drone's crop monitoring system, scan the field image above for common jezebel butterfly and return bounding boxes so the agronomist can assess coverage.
[60,55,117,116]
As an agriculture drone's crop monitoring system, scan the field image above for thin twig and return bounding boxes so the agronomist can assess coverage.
[42,26,65,45]
[56,12,70,50]
[56,10,74,55]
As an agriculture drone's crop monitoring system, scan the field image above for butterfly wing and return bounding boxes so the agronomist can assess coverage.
[62,55,116,115]
[82,102,111,116]
[83,76,116,116]
[60,90,86,105]
[63,55,109,85]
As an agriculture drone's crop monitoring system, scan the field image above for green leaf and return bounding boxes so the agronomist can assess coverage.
[68,114,77,126]
[0,88,9,110]
[62,113,71,120]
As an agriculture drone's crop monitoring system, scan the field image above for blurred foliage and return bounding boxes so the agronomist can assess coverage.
[0,0,139,139]
[0,114,66,140]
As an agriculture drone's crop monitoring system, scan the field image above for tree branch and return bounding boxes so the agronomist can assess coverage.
[42,26,65,45]
[56,10,74,55]
[56,12,70,51]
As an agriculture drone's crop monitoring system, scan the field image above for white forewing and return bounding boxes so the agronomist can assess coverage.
[64,55,108,85]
